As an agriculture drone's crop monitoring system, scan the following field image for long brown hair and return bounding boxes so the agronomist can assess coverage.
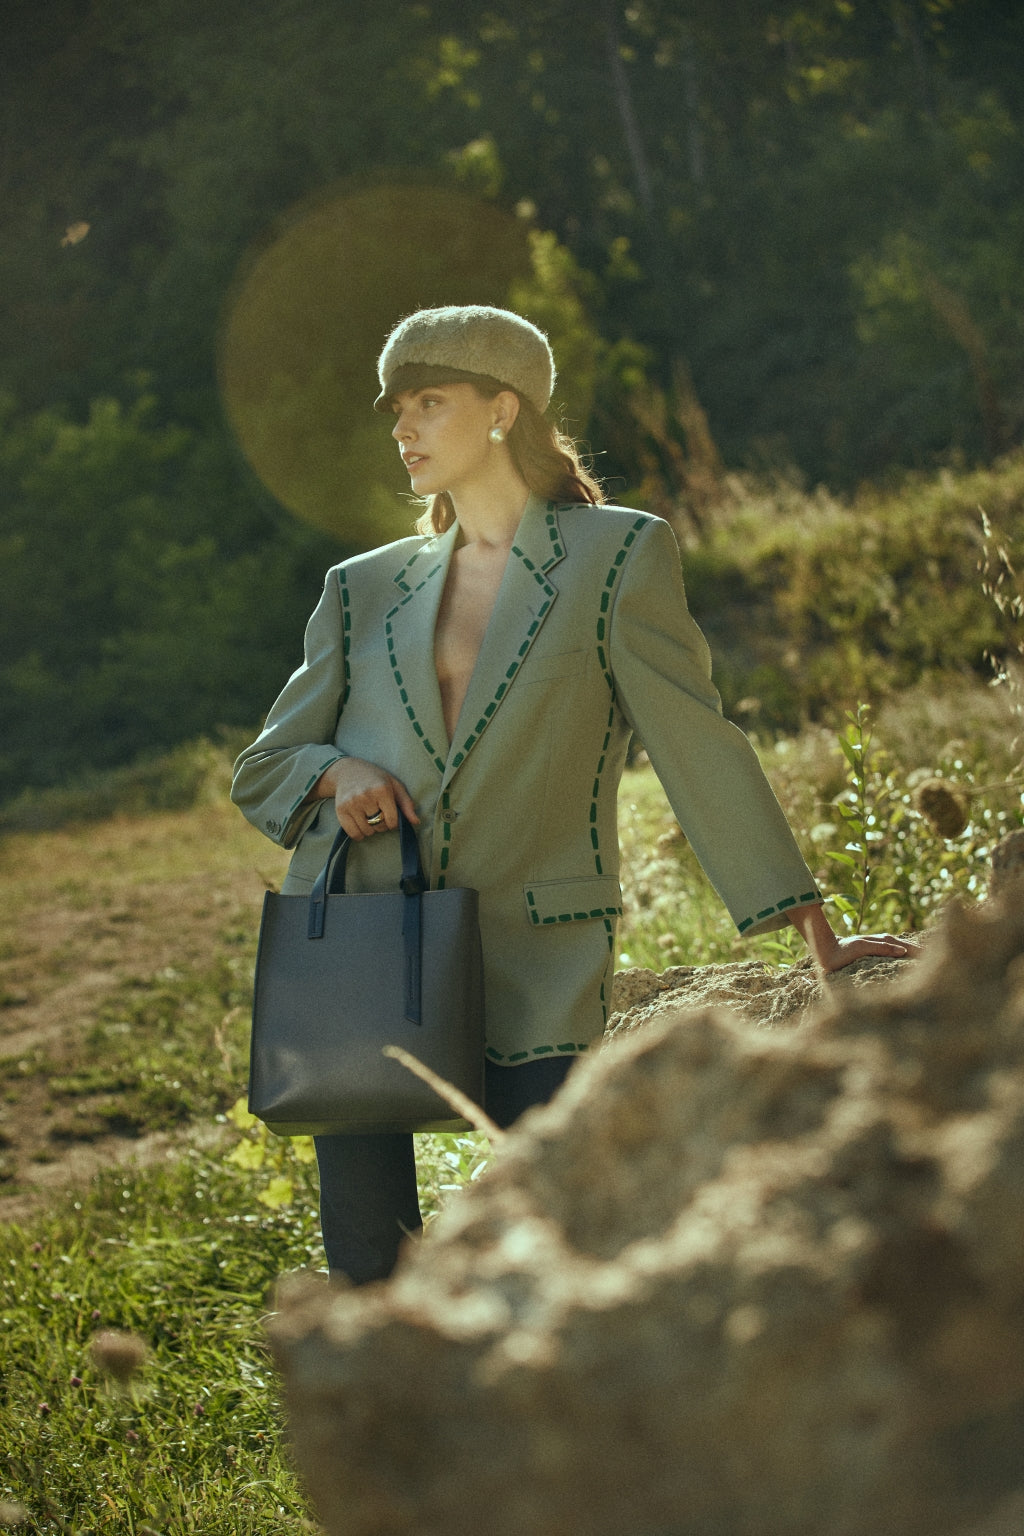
[414,389,604,537]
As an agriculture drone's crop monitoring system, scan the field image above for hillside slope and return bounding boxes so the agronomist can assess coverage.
[0,803,290,1217]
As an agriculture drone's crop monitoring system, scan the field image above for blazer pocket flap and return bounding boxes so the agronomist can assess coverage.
[524,876,623,926]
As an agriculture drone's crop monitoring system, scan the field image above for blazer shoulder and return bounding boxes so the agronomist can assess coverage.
[555,501,661,531]
[554,501,666,558]
[331,534,426,579]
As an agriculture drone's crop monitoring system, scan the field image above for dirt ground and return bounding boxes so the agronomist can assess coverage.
[0,803,291,1221]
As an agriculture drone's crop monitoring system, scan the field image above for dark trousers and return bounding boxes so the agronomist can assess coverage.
[314,1056,576,1284]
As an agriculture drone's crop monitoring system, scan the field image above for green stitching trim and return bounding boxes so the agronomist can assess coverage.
[284,752,347,823]
[588,702,616,876]
[486,1042,591,1064]
[597,517,647,682]
[600,915,616,1022]
[543,507,564,566]
[391,545,435,594]
[385,573,447,774]
[282,569,352,826]
[509,541,562,587]
[446,547,554,770]
[524,888,621,925]
[530,906,621,926]
[737,891,822,933]
[590,523,647,879]
[594,521,648,873]
[338,570,352,708]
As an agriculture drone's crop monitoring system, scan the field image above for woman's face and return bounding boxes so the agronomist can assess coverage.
[390,383,510,499]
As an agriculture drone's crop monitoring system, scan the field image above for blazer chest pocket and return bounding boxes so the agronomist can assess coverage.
[519,649,589,686]
[524,876,623,926]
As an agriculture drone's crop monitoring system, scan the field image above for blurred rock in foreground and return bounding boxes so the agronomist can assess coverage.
[269,893,1024,1536]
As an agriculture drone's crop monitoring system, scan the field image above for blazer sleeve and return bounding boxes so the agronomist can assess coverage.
[608,516,822,937]
[230,568,350,849]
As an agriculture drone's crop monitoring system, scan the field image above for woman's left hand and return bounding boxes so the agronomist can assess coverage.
[812,931,921,973]
[789,904,921,973]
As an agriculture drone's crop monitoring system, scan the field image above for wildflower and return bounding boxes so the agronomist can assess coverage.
[37,1402,49,1416]
[70,1375,83,1388]
[192,1402,205,1417]
[90,1329,148,1384]
[126,1429,140,1443]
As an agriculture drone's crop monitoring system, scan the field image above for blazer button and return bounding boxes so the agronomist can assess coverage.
[440,809,458,823]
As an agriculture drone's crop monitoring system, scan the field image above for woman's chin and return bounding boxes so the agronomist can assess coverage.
[408,470,441,496]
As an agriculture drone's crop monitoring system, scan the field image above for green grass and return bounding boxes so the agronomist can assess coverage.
[1,685,1022,1530]
[0,1152,320,1533]
[0,1130,496,1533]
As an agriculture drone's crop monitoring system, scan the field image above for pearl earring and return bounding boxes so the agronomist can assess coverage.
[488,426,506,444]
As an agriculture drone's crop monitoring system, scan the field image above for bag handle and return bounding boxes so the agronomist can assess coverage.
[306,810,427,1026]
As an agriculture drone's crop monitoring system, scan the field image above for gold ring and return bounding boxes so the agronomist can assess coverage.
[365,810,384,826]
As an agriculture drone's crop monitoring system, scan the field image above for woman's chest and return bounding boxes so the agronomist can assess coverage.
[433,548,510,738]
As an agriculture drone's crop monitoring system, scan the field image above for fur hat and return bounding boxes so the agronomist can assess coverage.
[374,305,555,413]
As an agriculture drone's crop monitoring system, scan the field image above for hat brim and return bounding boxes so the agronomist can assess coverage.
[373,363,509,412]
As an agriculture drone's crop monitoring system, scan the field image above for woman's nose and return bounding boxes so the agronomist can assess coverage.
[392,414,411,441]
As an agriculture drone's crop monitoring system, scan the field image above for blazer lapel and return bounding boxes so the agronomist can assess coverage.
[442,497,566,786]
[384,524,459,776]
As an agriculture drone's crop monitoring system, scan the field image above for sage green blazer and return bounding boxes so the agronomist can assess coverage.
[231,496,821,1064]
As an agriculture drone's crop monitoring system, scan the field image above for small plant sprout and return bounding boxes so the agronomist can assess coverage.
[827,704,900,932]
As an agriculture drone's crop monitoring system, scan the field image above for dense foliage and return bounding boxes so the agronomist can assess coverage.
[2,0,1023,798]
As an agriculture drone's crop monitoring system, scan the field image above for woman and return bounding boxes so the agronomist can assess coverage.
[232,304,914,1284]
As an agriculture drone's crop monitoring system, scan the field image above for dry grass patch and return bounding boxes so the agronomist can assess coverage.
[0,804,290,1214]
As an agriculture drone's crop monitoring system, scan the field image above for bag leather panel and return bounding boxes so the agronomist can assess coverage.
[249,885,484,1135]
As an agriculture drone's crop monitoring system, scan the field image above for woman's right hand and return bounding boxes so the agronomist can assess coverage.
[311,758,420,842]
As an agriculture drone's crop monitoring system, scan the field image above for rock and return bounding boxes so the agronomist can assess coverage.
[607,963,673,1017]
[990,827,1024,897]
[269,892,1024,1536]
[607,947,913,1039]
